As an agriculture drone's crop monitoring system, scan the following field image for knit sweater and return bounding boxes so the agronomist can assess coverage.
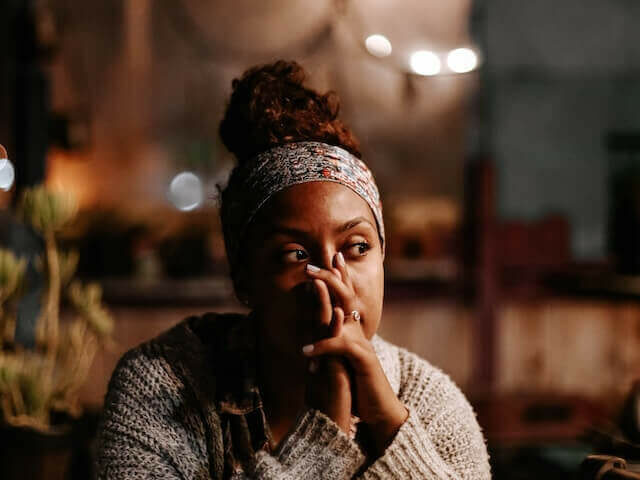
[96,313,491,479]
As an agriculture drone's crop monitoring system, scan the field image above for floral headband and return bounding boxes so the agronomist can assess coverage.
[220,141,385,274]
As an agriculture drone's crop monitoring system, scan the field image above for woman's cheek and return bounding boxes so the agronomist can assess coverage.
[262,269,313,315]
[272,267,307,292]
[351,260,384,338]
[350,257,383,288]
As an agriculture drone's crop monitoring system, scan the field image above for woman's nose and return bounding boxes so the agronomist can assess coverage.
[316,249,338,270]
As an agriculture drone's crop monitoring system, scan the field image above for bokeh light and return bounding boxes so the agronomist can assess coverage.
[365,34,392,58]
[447,48,478,73]
[0,158,15,191]
[409,50,441,76]
[168,172,203,211]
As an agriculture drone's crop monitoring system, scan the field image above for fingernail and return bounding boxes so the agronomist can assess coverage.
[302,344,314,354]
[336,252,345,266]
[306,264,320,273]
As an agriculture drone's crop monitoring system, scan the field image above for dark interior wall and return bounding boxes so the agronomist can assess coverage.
[0,1,17,159]
[485,0,640,260]
[1,0,48,194]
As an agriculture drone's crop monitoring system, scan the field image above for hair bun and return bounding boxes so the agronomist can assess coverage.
[219,60,360,165]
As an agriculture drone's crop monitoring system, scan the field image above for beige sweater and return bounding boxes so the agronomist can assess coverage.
[96,315,491,479]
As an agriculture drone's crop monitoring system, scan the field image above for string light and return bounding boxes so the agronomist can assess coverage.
[362,33,480,76]
[365,34,392,57]
[447,48,478,73]
[409,50,441,76]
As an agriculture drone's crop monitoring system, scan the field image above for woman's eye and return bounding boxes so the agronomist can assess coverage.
[282,249,308,263]
[346,242,371,257]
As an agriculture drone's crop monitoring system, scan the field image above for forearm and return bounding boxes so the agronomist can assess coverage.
[365,400,409,457]
[356,349,492,479]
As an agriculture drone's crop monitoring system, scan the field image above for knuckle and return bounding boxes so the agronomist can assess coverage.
[347,341,360,356]
[351,341,370,360]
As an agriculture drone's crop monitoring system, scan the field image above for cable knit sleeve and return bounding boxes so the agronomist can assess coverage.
[233,409,365,479]
[95,347,214,480]
[358,346,491,479]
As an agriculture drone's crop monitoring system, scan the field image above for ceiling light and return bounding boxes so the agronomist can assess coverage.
[409,50,441,76]
[365,34,392,58]
[447,48,478,73]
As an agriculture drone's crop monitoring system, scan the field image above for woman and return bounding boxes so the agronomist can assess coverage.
[96,60,491,479]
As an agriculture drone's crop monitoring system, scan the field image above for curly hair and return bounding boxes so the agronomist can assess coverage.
[219,60,360,164]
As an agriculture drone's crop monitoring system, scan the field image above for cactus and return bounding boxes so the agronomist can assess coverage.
[0,185,113,431]
[0,249,26,303]
[0,249,26,346]
[19,185,78,234]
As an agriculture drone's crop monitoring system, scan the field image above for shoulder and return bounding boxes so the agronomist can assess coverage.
[371,334,480,423]
[97,313,242,478]
[371,335,451,402]
[372,335,490,477]
[105,311,247,406]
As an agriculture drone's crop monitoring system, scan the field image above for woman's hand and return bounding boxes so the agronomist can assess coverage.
[303,272,352,435]
[303,253,409,455]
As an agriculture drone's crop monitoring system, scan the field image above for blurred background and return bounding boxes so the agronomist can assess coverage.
[1,0,640,478]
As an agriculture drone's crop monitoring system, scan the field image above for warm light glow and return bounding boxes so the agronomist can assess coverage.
[0,158,15,191]
[45,150,96,207]
[365,34,392,58]
[409,50,441,76]
[447,48,478,73]
[168,172,203,211]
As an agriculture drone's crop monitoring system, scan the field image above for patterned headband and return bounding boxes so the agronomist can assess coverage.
[220,141,385,273]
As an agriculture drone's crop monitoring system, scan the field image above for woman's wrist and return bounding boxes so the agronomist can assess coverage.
[306,357,353,435]
[366,400,409,456]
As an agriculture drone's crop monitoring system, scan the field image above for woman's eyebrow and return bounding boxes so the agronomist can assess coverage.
[337,216,375,233]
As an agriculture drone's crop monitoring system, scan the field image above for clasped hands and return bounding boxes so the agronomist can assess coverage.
[301,252,408,456]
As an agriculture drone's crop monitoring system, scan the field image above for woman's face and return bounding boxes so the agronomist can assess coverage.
[239,181,385,357]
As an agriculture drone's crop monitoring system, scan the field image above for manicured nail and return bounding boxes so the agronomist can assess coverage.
[306,264,320,273]
[302,344,314,354]
[336,252,345,267]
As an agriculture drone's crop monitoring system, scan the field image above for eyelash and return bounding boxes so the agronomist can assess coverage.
[281,242,371,263]
[351,241,372,256]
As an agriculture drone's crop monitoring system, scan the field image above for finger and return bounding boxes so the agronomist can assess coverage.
[331,253,344,283]
[302,336,370,370]
[306,264,352,307]
[331,306,344,338]
[313,279,332,331]
[333,252,352,289]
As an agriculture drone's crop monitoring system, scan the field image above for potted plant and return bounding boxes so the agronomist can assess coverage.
[0,185,114,480]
